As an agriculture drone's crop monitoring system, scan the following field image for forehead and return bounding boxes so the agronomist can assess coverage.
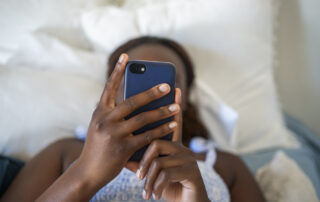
[126,44,186,79]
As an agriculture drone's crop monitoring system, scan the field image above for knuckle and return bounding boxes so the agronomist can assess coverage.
[144,131,153,144]
[147,88,157,99]
[102,112,113,123]
[160,124,168,134]
[95,116,112,132]
[118,121,130,132]
[150,140,160,151]
[107,126,119,137]
[124,97,136,109]
[95,121,104,131]
[153,159,162,169]
[158,107,168,117]
[160,169,169,180]
[93,117,107,131]
[135,113,147,124]
[105,82,114,92]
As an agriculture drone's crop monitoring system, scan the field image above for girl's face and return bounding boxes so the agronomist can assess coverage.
[115,44,188,110]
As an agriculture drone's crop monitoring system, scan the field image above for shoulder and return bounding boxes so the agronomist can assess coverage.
[214,151,244,189]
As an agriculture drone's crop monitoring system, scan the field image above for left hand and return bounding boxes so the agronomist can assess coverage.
[136,89,210,202]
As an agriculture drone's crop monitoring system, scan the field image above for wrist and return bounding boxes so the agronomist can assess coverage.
[36,159,103,202]
[67,160,103,197]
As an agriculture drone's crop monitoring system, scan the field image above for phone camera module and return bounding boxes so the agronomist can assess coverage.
[130,63,146,74]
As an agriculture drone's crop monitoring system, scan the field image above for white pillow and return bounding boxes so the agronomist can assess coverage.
[256,151,318,202]
[0,0,111,63]
[81,0,299,153]
[7,31,107,84]
[0,66,103,160]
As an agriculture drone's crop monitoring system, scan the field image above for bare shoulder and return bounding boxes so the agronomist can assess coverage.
[214,150,266,202]
[214,150,242,188]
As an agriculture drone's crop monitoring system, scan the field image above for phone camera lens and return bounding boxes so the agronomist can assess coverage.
[130,63,146,74]
[129,64,138,73]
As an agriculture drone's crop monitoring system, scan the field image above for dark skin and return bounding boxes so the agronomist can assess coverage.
[1,45,265,201]
[1,54,208,202]
[127,44,265,201]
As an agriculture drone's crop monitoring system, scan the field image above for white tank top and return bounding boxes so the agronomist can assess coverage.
[90,160,230,202]
[75,128,230,201]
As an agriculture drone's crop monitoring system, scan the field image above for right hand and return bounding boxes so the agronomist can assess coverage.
[75,53,181,189]
[136,89,210,202]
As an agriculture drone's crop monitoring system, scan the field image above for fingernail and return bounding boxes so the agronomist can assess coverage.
[142,190,147,199]
[118,54,125,64]
[153,193,159,200]
[136,168,142,180]
[159,84,169,92]
[168,104,178,112]
[169,122,177,129]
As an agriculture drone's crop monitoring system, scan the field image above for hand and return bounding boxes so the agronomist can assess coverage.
[76,53,181,188]
[136,89,210,202]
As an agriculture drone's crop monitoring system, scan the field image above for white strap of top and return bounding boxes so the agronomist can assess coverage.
[190,137,218,167]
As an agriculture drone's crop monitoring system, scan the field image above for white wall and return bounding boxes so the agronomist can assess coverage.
[275,0,320,136]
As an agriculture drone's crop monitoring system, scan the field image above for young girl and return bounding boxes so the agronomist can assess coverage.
[1,37,265,202]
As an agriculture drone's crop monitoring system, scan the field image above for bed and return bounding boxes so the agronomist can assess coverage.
[242,114,320,200]
[0,0,319,201]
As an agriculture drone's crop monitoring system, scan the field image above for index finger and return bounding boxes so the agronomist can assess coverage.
[136,140,182,180]
[99,53,128,108]
[109,83,171,120]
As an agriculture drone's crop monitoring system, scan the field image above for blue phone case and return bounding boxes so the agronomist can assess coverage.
[124,60,176,161]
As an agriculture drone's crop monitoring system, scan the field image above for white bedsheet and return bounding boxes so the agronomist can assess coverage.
[0,1,312,201]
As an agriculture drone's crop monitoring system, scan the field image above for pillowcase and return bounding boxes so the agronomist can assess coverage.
[256,151,318,202]
[81,0,299,153]
[0,66,103,160]
[7,31,107,83]
[0,0,111,63]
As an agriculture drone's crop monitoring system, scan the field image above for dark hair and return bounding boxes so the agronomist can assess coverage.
[107,36,208,146]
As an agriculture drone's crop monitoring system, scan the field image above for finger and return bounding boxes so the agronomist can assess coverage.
[125,161,139,173]
[99,53,128,108]
[175,88,182,105]
[137,140,184,180]
[172,88,182,142]
[109,83,171,120]
[152,166,196,200]
[130,121,177,150]
[119,103,180,135]
[143,155,193,200]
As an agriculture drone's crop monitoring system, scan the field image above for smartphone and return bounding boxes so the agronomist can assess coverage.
[124,60,176,161]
